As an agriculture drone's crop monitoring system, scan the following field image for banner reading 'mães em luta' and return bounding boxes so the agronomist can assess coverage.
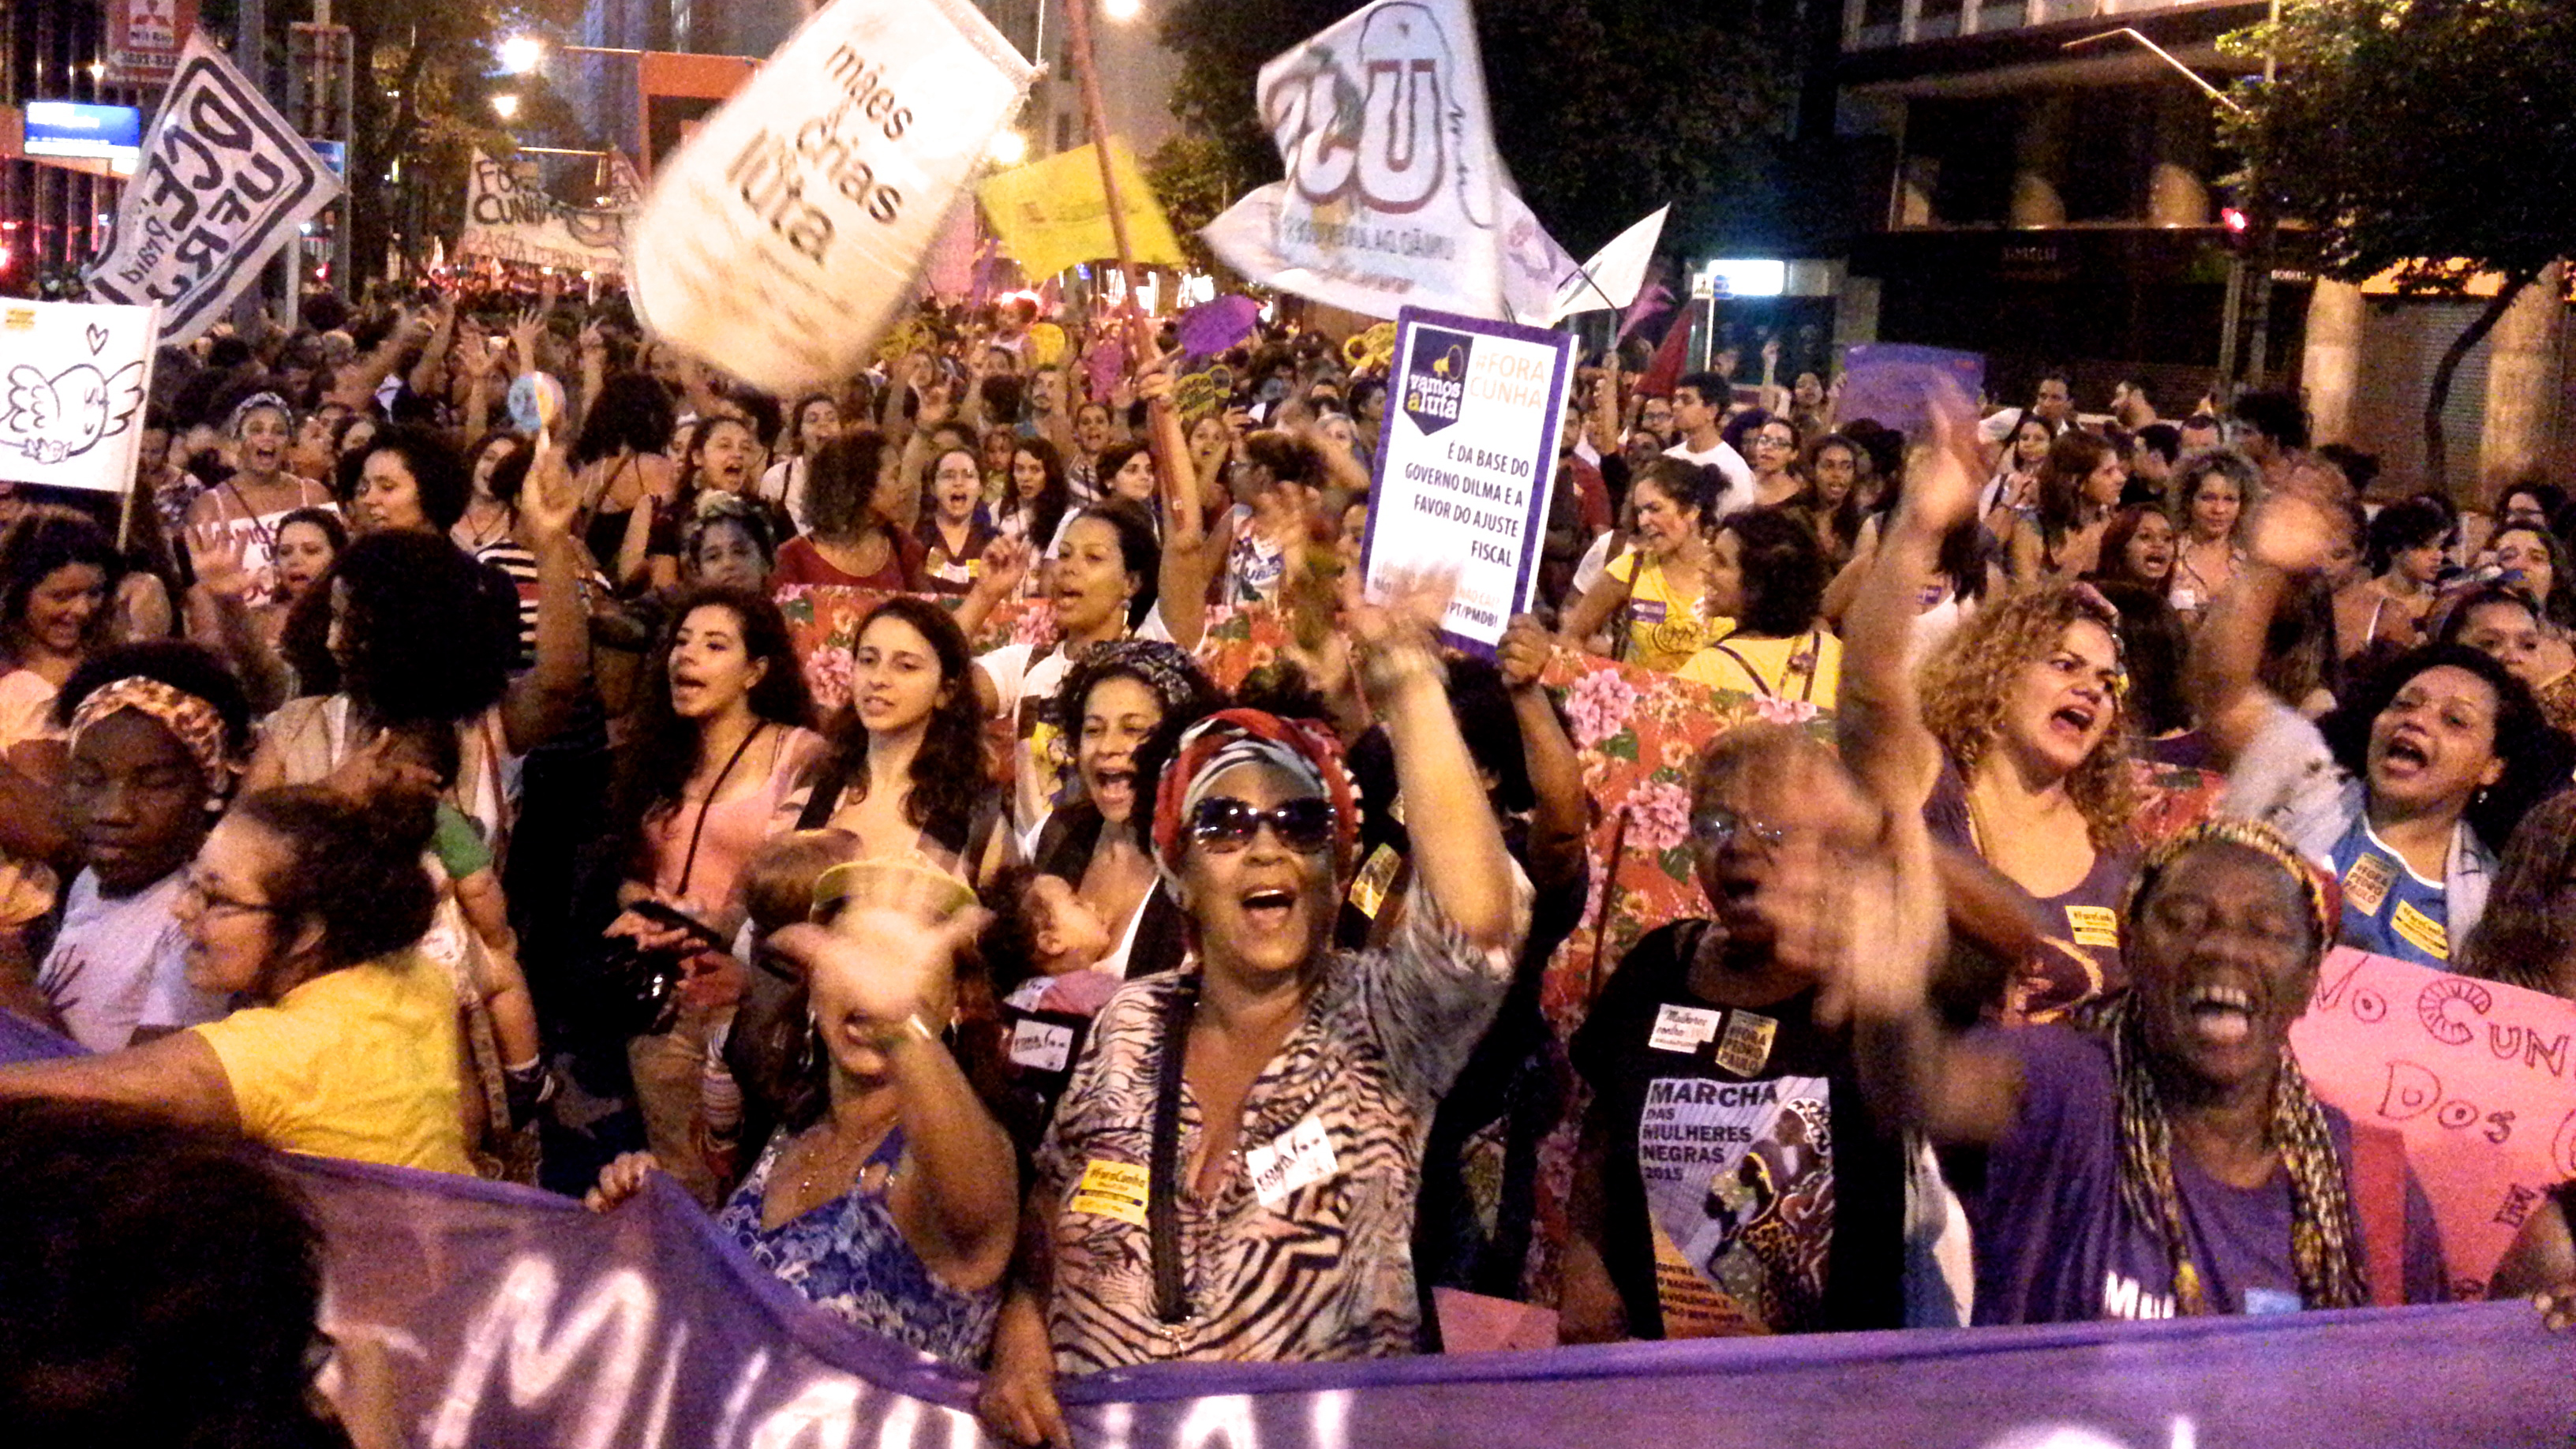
[84,31,340,343]
[627,0,1033,395]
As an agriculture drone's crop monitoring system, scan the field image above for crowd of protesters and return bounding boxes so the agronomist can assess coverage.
[0,275,2571,1447]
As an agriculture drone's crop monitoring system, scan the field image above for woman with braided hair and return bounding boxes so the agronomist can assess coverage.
[1848,816,2448,1323]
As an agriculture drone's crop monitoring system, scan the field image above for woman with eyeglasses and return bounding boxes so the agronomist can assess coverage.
[1745,416,1805,511]
[977,591,1527,1448]
[1560,723,1911,1343]
[0,784,474,1174]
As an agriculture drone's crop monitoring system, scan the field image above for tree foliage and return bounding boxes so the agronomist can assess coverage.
[1157,0,1817,260]
[2222,0,2576,488]
[1142,133,1245,279]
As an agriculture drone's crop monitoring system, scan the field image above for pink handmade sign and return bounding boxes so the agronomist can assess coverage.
[2292,948,2576,1297]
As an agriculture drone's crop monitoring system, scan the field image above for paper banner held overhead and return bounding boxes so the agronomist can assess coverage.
[455,151,631,275]
[0,299,157,492]
[975,137,1186,283]
[627,0,1035,396]
[84,32,342,344]
[1204,0,1518,322]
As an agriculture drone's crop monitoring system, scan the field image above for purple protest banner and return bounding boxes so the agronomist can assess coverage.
[5,1014,2570,1447]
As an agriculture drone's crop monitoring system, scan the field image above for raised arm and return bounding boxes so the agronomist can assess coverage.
[1830,794,2024,1146]
[182,521,290,715]
[500,431,592,754]
[1357,575,1517,949]
[1498,616,1588,894]
[769,915,1020,1292]
[1837,397,1980,812]
[2188,488,2342,769]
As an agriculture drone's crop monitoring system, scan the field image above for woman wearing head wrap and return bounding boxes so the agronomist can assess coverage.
[1849,816,2449,1322]
[21,644,250,1050]
[978,591,1530,1448]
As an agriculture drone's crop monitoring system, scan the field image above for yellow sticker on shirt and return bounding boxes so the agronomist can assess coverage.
[2342,853,2397,919]
[2064,904,2121,950]
[2391,900,2449,960]
[1348,844,1403,920]
[1070,1159,1150,1226]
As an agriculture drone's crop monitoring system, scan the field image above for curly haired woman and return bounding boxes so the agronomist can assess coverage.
[1843,409,2138,1022]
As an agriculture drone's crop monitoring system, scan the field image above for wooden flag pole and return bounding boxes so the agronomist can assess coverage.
[1060,0,1179,499]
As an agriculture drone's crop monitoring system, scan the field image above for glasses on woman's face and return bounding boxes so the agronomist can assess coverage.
[180,867,277,918]
[1187,796,1335,855]
[1690,806,1788,856]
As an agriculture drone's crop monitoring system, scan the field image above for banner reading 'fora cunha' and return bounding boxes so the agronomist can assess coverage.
[626,0,1033,395]
[456,149,638,275]
[84,31,341,344]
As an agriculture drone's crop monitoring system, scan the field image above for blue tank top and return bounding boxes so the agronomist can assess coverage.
[2327,813,2453,968]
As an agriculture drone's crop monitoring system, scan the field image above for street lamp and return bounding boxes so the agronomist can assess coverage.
[989,129,1028,166]
[499,35,546,75]
[490,93,521,122]
[1102,0,1143,20]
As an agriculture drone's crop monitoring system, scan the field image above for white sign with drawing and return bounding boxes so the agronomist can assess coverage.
[0,299,157,492]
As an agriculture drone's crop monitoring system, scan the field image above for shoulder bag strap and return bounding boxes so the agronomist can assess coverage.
[794,751,853,832]
[673,723,768,902]
[1148,975,1200,1324]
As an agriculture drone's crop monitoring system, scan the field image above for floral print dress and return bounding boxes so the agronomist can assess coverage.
[715,1125,1001,1366]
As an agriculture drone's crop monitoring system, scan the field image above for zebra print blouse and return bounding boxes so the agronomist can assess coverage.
[1032,875,1530,1371]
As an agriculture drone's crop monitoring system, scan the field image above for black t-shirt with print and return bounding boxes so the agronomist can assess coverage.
[1571,919,1905,1339]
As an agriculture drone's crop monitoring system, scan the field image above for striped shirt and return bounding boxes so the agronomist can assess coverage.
[1033,872,1529,1370]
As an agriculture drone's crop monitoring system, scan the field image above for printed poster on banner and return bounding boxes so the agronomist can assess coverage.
[455,150,633,274]
[0,300,156,492]
[2290,947,2576,1297]
[1360,306,1573,652]
[84,32,341,345]
[107,0,197,87]
[627,0,1035,396]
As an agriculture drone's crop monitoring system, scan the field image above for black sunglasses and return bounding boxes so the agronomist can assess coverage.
[1186,796,1336,855]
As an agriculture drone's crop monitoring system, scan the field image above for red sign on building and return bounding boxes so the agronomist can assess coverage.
[107,0,198,88]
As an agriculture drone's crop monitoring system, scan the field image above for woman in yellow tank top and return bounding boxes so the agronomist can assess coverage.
[1679,505,1842,708]
[1559,459,1719,672]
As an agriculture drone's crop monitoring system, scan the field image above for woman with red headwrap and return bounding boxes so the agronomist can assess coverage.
[977,582,1529,1447]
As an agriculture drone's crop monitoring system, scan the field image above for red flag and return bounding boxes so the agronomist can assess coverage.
[1633,298,1701,399]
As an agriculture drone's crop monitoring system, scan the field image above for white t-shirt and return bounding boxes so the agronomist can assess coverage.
[980,605,1172,841]
[37,869,230,1051]
[1571,528,1619,599]
[1663,438,1756,519]
[756,457,810,534]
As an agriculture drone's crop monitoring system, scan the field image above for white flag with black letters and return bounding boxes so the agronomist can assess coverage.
[85,31,340,343]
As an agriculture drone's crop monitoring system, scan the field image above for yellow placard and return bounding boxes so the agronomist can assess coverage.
[2391,900,2449,960]
[1070,1158,1150,1226]
[975,137,1187,281]
[2064,904,2121,950]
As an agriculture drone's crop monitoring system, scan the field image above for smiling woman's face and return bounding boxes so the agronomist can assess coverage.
[1178,762,1335,983]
